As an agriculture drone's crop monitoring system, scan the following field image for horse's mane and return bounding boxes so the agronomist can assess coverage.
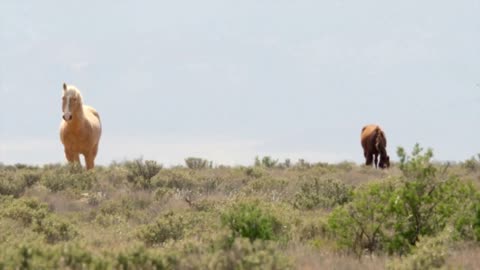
[64,84,84,104]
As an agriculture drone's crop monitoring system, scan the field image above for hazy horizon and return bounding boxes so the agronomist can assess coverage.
[1,1,479,166]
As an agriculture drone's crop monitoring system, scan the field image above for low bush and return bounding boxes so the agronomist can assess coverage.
[0,196,50,226]
[137,212,188,246]
[221,201,282,243]
[185,157,211,169]
[293,178,352,210]
[327,179,398,256]
[209,238,292,270]
[151,170,195,190]
[243,176,289,195]
[34,215,78,243]
[254,156,279,168]
[388,229,453,270]
[0,196,77,244]
[41,164,96,192]
[124,159,162,189]
[0,169,40,197]
[328,144,480,256]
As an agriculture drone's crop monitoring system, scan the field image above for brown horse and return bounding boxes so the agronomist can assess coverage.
[59,83,102,170]
[361,124,390,169]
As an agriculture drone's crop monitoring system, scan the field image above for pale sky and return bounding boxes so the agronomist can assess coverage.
[1,1,479,166]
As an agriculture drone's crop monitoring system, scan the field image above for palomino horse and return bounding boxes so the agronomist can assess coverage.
[361,124,390,169]
[60,83,102,170]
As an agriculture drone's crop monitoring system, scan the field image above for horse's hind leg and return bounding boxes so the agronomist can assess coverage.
[365,152,373,166]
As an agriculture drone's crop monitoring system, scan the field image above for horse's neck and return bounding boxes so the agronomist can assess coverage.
[67,107,86,129]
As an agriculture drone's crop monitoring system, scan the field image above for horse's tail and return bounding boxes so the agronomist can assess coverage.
[375,127,387,153]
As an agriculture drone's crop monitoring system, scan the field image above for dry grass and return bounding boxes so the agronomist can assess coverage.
[445,243,480,270]
[1,159,479,269]
[288,246,387,270]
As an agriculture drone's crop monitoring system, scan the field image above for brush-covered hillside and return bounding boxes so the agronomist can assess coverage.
[1,144,480,269]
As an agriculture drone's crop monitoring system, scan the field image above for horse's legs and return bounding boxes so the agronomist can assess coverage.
[65,149,80,164]
[374,154,378,168]
[85,155,94,170]
[85,144,98,170]
[365,152,373,166]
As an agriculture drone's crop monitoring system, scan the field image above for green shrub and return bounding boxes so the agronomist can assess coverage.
[58,245,109,270]
[0,196,77,243]
[137,212,187,246]
[34,215,78,243]
[209,238,292,270]
[151,170,195,190]
[475,206,480,241]
[0,196,50,226]
[154,187,174,202]
[125,159,162,189]
[336,161,355,172]
[327,179,398,256]
[293,178,352,210]
[41,165,96,192]
[328,144,480,256]
[2,244,109,269]
[295,216,329,243]
[279,158,292,168]
[191,198,218,212]
[244,176,288,195]
[221,201,282,243]
[93,195,152,225]
[0,170,40,197]
[294,159,312,169]
[116,247,170,269]
[244,167,265,178]
[453,190,480,241]
[388,229,453,270]
[184,157,211,169]
[389,145,476,252]
[462,154,480,172]
[254,156,279,168]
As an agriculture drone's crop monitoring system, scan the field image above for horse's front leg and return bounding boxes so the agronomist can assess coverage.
[84,145,98,170]
[373,154,378,168]
[84,155,94,170]
[65,149,80,164]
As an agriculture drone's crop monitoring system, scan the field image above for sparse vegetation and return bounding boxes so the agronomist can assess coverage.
[1,145,480,269]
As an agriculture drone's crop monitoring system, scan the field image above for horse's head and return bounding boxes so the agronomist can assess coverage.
[379,155,390,169]
[62,83,83,121]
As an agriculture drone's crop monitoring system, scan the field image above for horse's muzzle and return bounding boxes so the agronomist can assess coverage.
[63,114,72,121]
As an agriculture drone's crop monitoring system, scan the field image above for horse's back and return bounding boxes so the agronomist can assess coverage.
[84,105,100,121]
[361,125,378,143]
[84,105,102,139]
